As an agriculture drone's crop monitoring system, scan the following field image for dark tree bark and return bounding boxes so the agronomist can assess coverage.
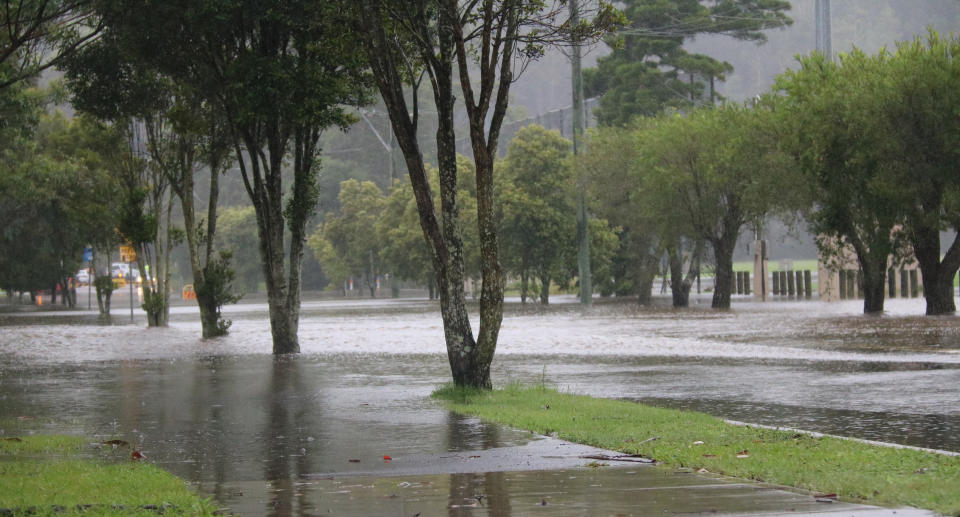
[710,229,739,309]
[539,273,550,305]
[911,224,960,315]
[848,235,889,314]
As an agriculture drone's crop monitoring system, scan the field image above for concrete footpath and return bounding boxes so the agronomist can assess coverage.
[200,437,934,516]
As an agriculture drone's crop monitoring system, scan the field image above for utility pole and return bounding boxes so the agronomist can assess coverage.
[815,0,832,60]
[570,0,592,306]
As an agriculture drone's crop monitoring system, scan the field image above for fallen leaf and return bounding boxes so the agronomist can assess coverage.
[468,455,481,459]
[102,439,130,448]
[383,455,392,462]
[702,454,717,458]
[813,493,837,500]
[348,459,361,463]
[736,450,750,458]
[539,499,548,506]
[130,450,145,461]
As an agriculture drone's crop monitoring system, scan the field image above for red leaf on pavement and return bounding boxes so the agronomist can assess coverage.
[383,455,392,462]
[130,450,145,461]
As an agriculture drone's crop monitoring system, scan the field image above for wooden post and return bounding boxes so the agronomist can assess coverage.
[910,269,919,298]
[787,270,795,296]
[744,271,751,295]
[900,268,908,298]
[772,271,780,295]
[753,240,768,301]
[887,268,896,298]
[804,270,812,299]
[838,270,846,300]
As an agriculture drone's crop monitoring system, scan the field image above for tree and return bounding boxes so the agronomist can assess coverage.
[775,51,908,313]
[0,0,100,90]
[0,107,119,307]
[581,124,660,304]
[357,0,617,388]
[635,105,798,309]
[310,179,386,298]
[65,31,234,331]
[498,125,576,304]
[584,0,791,126]
[93,0,372,352]
[880,32,960,315]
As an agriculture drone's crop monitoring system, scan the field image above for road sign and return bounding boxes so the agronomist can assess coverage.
[82,247,93,262]
[119,245,137,263]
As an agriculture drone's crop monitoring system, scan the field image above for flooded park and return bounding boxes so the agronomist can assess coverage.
[1,290,958,515]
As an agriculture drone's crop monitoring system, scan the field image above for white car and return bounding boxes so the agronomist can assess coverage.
[75,269,91,285]
[111,262,142,283]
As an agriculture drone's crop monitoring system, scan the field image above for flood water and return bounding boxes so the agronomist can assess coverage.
[1,293,958,514]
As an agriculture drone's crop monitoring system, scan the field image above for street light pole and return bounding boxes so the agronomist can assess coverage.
[127,267,134,322]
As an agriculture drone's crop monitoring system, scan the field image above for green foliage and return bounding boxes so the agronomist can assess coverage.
[370,157,482,291]
[215,206,261,293]
[435,386,960,515]
[0,104,122,297]
[585,0,792,126]
[195,251,242,336]
[581,124,660,298]
[498,125,577,301]
[375,179,435,287]
[310,179,387,294]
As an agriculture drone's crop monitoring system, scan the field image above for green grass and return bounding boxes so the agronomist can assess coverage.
[0,435,218,516]
[434,384,960,515]
[733,259,819,272]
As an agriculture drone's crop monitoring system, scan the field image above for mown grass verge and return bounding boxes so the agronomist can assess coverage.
[433,384,960,515]
[0,435,219,516]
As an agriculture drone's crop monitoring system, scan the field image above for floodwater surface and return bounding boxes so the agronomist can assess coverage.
[0,293,958,514]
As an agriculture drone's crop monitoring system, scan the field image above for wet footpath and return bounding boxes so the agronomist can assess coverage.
[1,294,956,515]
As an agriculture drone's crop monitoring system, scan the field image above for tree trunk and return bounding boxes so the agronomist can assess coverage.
[911,224,960,315]
[539,273,550,305]
[668,248,690,307]
[859,253,887,314]
[711,235,736,309]
[520,270,528,304]
[256,208,299,354]
[862,270,886,313]
[635,245,659,306]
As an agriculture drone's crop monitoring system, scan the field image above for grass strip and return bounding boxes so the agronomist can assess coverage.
[0,435,218,516]
[433,384,960,515]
